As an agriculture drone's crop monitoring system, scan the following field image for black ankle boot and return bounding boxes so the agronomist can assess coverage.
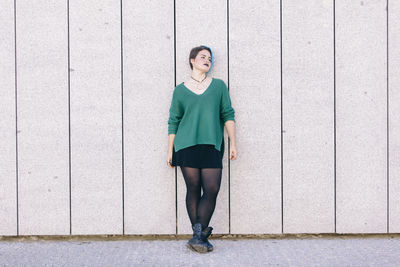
[201,226,214,252]
[186,223,208,253]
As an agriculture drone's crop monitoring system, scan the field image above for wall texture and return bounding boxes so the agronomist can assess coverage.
[0,0,398,236]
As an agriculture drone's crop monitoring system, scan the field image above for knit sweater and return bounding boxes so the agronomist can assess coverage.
[168,77,235,158]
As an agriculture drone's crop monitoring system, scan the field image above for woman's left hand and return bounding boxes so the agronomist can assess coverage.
[229,144,237,160]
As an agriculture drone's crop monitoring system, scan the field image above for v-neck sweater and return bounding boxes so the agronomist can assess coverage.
[168,77,235,158]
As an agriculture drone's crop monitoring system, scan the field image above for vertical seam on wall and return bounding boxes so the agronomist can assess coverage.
[280,0,283,234]
[14,0,19,236]
[386,0,389,234]
[174,0,178,236]
[227,0,231,235]
[333,0,337,234]
[120,0,125,235]
[67,0,72,235]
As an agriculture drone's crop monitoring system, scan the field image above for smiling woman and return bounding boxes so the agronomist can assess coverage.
[167,45,237,254]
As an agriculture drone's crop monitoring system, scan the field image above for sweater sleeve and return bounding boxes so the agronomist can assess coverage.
[168,88,183,135]
[220,80,235,123]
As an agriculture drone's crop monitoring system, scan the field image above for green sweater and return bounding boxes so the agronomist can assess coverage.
[168,77,235,158]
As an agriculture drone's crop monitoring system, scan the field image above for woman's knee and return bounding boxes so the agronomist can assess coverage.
[186,183,201,193]
[204,184,220,196]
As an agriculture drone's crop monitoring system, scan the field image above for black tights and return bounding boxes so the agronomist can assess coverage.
[180,166,222,230]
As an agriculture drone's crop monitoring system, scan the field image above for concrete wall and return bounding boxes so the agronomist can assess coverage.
[0,0,397,236]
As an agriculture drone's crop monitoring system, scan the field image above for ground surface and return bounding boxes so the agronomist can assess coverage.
[1,235,399,266]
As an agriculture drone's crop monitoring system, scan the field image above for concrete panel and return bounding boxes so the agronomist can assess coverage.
[123,0,175,234]
[176,0,229,234]
[229,1,281,234]
[17,1,69,235]
[0,0,17,236]
[336,0,387,233]
[389,0,400,233]
[282,1,334,233]
[70,0,122,234]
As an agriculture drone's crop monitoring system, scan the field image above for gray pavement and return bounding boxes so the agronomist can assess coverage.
[1,236,400,266]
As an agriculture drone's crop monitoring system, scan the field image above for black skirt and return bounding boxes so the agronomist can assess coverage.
[172,144,223,169]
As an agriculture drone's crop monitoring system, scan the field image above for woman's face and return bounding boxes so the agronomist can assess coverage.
[191,49,212,73]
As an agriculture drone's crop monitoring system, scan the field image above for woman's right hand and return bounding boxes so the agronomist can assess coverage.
[167,151,174,168]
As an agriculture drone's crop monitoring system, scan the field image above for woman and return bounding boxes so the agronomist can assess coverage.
[167,45,237,253]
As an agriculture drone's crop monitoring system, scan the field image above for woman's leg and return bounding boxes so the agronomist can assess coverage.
[180,166,202,226]
[196,168,222,229]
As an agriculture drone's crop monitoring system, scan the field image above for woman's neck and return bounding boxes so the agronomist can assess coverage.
[191,70,207,81]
